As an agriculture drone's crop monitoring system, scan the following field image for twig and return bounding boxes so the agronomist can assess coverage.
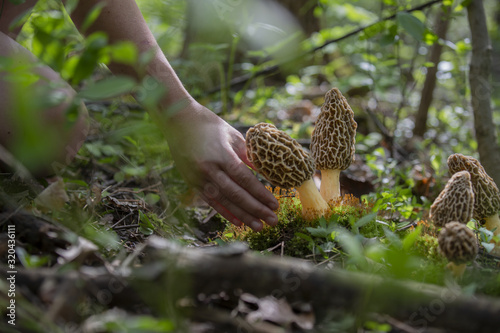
[113,224,140,230]
[379,314,422,333]
[315,253,341,267]
[263,241,285,255]
[108,212,134,230]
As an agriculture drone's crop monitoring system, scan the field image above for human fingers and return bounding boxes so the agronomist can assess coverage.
[207,164,278,227]
[199,183,265,232]
[223,153,279,209]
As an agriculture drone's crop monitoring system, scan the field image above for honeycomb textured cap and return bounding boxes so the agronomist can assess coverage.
[438,221,478,264]
[430,171,474,227]
[447,154,500,221]
[311,88,357,170]
[246,123,314,189]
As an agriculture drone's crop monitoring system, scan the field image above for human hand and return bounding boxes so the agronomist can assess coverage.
[162,101,279,231]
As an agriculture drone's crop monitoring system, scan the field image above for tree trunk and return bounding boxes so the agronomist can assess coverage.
[413,6,451,137]
[467,0,500,187]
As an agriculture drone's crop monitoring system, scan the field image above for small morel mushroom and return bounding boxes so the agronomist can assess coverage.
[311,88,357,203]
[448,154,500,255]
[438,221,478,278]
[429,171,474,227]
[246,123,329,220]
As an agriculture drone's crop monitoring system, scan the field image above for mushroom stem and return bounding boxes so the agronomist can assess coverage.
[296,179,329,220]
[446,262,466,278]
[484,214,500,256]
[319,169,341,203]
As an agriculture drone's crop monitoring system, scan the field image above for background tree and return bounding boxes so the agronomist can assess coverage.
[467,0,500,186]
[413,5,451,137]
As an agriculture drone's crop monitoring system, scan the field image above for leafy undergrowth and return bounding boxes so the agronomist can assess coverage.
[1,105,500,333]
[218,185,500,294]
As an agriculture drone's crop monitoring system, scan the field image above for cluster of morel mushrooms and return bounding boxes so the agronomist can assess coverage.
[245,87,500,276]
[245,87,357,221]
[430,154,500,277]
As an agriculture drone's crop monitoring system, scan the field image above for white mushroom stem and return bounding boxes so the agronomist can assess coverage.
[319,169,341,203]
[484,214,500,256]
[296,179,329,220]
[446,262,466,278]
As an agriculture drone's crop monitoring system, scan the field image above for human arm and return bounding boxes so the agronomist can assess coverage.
[69,0,279,230]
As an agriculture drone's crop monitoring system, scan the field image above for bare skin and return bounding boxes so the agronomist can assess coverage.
[0,0,279,231]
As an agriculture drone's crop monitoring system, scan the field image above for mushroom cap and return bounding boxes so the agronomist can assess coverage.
[311,88,357,171]
[429,171,474,227]
[245,123,315,189]
[447,154,500,221]
[438,222,478,264]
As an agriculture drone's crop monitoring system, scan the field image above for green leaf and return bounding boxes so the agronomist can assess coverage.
[396,12,425,41]
[482,242,495,253]
[79,76,136,101]
[479,227,493,242]
[354,213,377,230]
[423,30,438,45]
[109,41,138,65]
[143,194,159,206]
[402,226,422,251]
[8,0,26,4]
[139,211,154,235]
[295,232,314,243]
[80,2,106,33]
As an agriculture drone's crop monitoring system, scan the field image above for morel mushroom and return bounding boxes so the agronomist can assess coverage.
[311,88,357,203]
[246,123,329,220]
[429,171,474,227]
[448,154,500,255]
[438,222,478,278]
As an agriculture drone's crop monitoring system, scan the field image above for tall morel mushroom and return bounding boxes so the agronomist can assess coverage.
[246,123,329,220]
[429,171,474,227]
[438,222,478,278]
[311,88,357,203]
[448,154,500,255]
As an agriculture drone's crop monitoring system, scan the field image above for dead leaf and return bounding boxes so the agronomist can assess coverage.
[237,293,314,330]
[34,177,69,211]
[56,237,99,264]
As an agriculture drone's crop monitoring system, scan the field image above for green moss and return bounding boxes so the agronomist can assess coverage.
[410,233,443,262]
[219,192,379,258]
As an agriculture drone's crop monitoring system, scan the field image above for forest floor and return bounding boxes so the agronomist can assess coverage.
[1,99,500,333]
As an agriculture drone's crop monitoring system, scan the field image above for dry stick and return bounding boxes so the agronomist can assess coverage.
[205,0,444,96]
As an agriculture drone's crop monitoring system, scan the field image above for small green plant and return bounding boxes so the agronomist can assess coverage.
[219,187,377,258]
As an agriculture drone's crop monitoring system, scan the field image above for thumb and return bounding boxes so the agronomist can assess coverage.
[231,135,256,171]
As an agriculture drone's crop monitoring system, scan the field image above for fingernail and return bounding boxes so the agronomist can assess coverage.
[266,215,278,226]
[269,201,279,211]
[250,221,262,231]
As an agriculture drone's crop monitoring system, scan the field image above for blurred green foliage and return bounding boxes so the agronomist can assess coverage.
[1,0,500,331]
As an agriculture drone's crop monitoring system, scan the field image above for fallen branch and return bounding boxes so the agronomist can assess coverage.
[2,236,500,332]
